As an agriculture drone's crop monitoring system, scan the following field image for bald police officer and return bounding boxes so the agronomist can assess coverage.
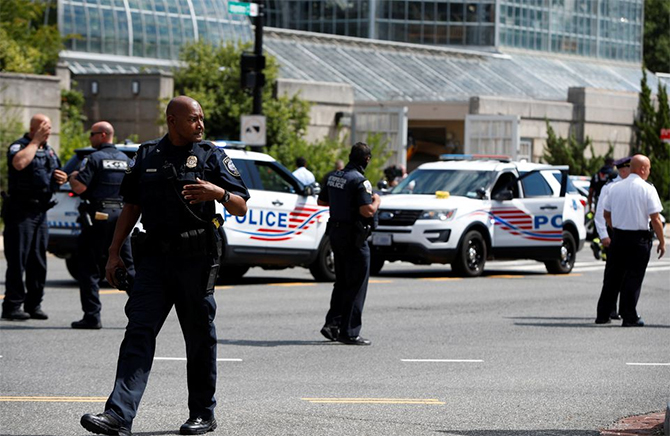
[69,122,134,329]
[317,142,381,345]
[596,154,665,327]
[80,96,249,436]
[2,114,67,321]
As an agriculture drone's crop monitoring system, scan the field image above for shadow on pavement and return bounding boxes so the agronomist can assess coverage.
[506,316,670,329]
[0,324,124,330]
[376,269,546,279]
[218,338,332,347]
[436,431,599,435]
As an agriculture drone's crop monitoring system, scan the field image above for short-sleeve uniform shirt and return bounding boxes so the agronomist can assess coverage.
[602,173,663,231]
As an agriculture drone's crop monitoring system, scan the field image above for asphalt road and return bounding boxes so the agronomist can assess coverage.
[1,247,668,436]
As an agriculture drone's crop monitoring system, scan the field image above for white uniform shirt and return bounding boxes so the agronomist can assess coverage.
[293,166,315,186]
[595,175,622,239]
[602,173,663,231]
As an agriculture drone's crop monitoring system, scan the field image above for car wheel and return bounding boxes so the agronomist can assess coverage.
[309,237,335,282]
[65,256,80,283]
[370,254,384,276]
[218,265,249,284]
[545,231,576,274]
[451,230,487,277]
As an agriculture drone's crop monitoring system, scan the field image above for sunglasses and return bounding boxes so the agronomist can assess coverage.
[90,131,105,137]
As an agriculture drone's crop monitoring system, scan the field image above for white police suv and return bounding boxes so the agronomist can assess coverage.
[369,155,586,277]
[47,142,333,282]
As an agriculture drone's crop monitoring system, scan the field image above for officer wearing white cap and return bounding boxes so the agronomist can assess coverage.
[593,156,630,321]
[595,154,665,327]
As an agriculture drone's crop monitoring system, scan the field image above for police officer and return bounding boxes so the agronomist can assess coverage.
[2,114,67,321]
[68,121,134,329]
[596,154,665,327]
[317,142,381,346]
[593,156,631,321]
[80,96,249,436]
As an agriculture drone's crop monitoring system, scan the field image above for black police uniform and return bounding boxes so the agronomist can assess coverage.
[2,134,61,317]
[318,162,373,339]
[74,143,135,326]
[102,136,249,430]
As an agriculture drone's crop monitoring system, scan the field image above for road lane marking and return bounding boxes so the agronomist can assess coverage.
[0,396,107,403]
[369,279,393,283]
[418,277,462,281]
[100,290,125,295]
[301,398,444,404]
[154,357,242,362]
[626,363,670,366]
[487,274,523,279]
[215,286,233,290]
[269,282,316,287]
[401,359,483,363]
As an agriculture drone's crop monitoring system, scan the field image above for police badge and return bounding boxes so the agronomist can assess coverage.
[186,155,198,168]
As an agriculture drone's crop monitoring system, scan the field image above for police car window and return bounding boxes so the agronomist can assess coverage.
[520,171,553,197]
[230,159,256,190]
[253,161,297,193]
[492,172,520,198]
[390,169,495,197]
[551,172,578,194]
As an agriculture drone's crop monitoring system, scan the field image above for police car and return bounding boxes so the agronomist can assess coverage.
[47,142,333,282]
[369,155,586,277]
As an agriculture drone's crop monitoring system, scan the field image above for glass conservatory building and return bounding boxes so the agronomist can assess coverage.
[58,0,253,72]
[265,0,644,63]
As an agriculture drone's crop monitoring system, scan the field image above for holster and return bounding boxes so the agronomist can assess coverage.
[130,228,147,266]
[77,200,93,229]
[352,221,372,248]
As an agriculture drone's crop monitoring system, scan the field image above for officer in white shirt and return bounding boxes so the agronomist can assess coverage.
[593,156,631,321]
[292,157,315,186]
[595,154,665,327]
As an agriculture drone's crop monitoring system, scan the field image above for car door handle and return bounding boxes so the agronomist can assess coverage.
[540,205,558,210]
[272,200,284,206]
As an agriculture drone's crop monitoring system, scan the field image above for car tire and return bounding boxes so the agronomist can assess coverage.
[545,231,576,274]
[65,256,80,283]
[218,265,250,284]
[451,230,487,277]
[370,254,384,276]
[309,237,335,282]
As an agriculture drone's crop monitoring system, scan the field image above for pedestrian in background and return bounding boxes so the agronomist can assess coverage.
[317,142,381,345]
[80,96,249,436]
[2,114,67,321]
[595,154,665,327]
[293,156,315,186]
[68,121,134,329]
[587,157,614,212]
[593,156,631,322]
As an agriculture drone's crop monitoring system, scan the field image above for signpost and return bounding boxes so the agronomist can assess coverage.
[240,115,267,146]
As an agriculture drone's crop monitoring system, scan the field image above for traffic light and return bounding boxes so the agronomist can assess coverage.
[240,52,265,91]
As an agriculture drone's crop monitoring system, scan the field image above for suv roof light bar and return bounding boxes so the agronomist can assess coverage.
[439,153,512,162]
[213,140,248,149]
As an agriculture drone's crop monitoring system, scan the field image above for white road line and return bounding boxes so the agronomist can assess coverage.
[626,363,670,366]
[401,359,483,363]
[154,357,242,362]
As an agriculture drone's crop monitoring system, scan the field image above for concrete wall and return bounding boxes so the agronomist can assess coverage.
[0,72,62,150]
[74,72,174,143]
[275,78,354,143]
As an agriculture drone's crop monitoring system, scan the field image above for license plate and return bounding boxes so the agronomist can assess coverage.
[372,233,392,246]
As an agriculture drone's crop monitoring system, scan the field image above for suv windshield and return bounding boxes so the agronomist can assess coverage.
[391,169,495,197]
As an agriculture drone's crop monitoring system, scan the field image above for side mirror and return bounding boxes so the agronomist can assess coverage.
[302,185,314,196]
[377,180,388,190]
[475,187,487,199]
[493,190,513,201]
[311,183,321,196]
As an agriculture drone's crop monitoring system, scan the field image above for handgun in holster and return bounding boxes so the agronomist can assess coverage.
[352,221,372,248]
[77,199,93,229]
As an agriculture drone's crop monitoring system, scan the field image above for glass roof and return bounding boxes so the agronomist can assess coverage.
[264,29,657,103]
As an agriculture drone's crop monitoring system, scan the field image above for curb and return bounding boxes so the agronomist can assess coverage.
[600,410,665,436]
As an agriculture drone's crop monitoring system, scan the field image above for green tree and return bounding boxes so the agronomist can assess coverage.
[542,120,612,176]
[643,0,670,73]
[59,88,89,162]
[0,101,24,194]
[634,70,670,204]
[0,0,62,75]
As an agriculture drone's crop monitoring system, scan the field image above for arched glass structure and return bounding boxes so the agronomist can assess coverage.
[59,0,253,62]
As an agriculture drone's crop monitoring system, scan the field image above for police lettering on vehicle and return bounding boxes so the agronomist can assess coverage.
[223,208,289,227]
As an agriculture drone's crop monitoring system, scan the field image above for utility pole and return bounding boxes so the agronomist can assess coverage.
[252,0,264,115]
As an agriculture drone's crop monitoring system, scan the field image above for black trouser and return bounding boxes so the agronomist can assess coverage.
[325,226,370,338]
[596,229,652,323]
[76,207,134,323]
[104,254,217,429]
[2,205,48,314]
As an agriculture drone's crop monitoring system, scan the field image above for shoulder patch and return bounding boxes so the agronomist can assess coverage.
[126,156,136,174]
[79,157,89,171]
[222,155,240,178]
[363,180,373,194]
[9,144,21,154]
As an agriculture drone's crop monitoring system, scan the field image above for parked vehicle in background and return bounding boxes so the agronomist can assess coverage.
[47,142,334,282]
[369,155,586,277]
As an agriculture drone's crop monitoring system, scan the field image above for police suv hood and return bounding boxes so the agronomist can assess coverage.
[378,193,478,211]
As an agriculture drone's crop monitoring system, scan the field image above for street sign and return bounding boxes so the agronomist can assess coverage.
[228,1,258,17]
[241,115,266,146]
[661,128,670,144]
